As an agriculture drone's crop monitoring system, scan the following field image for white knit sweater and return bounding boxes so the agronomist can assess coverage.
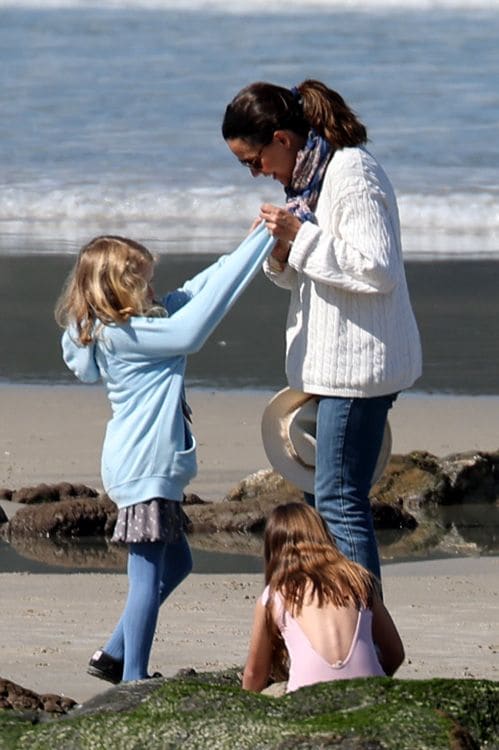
[264,146,422,398]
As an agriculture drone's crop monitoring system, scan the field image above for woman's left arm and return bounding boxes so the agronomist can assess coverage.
[279,185,402,294]
[242,599,273,692]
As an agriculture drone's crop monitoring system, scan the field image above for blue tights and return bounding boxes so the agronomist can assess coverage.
[104,533,192,681]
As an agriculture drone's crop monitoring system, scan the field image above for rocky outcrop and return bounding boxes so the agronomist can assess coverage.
[371,450,499,513]
[0,677,76,715]
[2,494,116,538]
[189,467,417,532]
[0,669,497,750]
[0,482,99,505]
[1,451,498,561]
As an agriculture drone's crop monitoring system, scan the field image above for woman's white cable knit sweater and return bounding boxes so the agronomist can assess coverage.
[264,146,422,398]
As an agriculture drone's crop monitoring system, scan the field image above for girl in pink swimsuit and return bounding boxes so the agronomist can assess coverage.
[243,503,404,693]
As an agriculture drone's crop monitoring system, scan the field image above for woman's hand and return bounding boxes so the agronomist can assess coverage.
[249,217,263,234]
[260,203,301,247]
[260,203,301,268]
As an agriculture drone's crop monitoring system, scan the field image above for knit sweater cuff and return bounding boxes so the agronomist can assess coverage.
[287,222,321,272]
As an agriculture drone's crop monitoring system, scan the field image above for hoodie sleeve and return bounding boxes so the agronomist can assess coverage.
[103,223,275,361]
[61,328,101,383]
[162,248,240,315]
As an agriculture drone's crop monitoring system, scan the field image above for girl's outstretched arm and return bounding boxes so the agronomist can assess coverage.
[242,599,273,692]
[371,595,405,676]
[101,223,275,360]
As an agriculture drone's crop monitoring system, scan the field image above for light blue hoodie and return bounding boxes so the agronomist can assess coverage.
[62,224,274,508]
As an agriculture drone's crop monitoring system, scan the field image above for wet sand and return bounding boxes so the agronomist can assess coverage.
[2,385,499,500]
[0,558,497,705]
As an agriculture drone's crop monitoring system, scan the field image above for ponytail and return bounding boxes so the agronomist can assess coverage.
[293,79,367,148]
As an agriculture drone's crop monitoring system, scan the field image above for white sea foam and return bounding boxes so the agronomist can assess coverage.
[1,183,498,258]
[1,2,497,259]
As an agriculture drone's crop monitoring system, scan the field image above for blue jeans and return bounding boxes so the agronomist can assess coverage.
[305,393,397,581]
[105,533,192,681]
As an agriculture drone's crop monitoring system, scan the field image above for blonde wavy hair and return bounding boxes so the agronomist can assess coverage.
[263,502,378,680]
[55,235,164,345]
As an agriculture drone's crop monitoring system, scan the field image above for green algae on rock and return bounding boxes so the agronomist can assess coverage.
[2,673,497,750]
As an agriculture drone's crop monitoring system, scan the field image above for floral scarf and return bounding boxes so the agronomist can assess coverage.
[285,129,332,223]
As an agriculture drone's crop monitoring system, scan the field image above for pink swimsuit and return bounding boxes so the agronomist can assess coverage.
[261,586,385,692]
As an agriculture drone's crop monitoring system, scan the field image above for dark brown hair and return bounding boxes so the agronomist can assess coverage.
[222,79,367,149]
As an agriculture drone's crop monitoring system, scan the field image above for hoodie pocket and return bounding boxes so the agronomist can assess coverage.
[170,436,197,484]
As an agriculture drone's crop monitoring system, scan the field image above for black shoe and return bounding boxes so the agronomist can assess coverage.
[87,649,123,684]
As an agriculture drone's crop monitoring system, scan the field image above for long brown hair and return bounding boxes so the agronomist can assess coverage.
[55,235,163,346]
[263,502,378,680]
[222,79,367,150]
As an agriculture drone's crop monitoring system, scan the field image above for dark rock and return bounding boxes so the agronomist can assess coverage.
[224,468,302,503]
[2,450,499,560]
[0,506,8,525]
[370,497,417,529]
[67,677,164,720]
[12,484,63,504]
[370,452,448,512]
[0,488,12,500]
[5,494,116,538]
[185,495,271,534]
[0,677,76,715]
[40,693,77,715]
[438,451,499,502]
[183,493,207,505]
[12,482,98,505]
[372,450,499,512]
[186,469,302,534]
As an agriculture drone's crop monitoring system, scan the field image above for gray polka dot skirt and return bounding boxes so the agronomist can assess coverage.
[112,497,191,544]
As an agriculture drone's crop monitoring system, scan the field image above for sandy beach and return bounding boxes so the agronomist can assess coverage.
[1,386,498,704]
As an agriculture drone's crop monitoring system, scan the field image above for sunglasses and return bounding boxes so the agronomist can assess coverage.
[239,142,268,171]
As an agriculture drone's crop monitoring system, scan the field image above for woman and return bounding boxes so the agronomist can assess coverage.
[243,503,404,693]
[222,79,422,580]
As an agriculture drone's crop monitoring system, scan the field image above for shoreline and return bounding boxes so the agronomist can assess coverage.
[3,255,499,394]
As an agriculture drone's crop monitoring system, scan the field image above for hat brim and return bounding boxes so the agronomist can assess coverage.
[261,387,392,494]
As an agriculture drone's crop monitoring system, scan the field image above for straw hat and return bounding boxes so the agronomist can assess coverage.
[261,387,392,494]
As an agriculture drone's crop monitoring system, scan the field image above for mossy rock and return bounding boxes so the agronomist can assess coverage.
[1,672,497,750]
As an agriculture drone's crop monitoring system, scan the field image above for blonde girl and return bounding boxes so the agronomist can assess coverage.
[243,503,404,693]
[56,227,274,683]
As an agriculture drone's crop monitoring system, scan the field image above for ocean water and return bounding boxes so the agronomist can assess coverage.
[1,0,499,392]
[0,0,498,259]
